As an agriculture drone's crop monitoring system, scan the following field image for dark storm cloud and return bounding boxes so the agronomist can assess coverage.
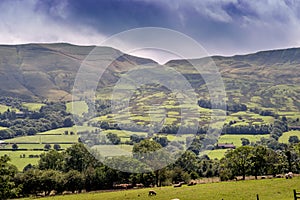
[1,0,300,56]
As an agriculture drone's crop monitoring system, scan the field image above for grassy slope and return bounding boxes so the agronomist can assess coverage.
[21,177,300,200]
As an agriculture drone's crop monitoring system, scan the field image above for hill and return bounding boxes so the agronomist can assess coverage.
[0,43,157,101]
[0,44,298,112]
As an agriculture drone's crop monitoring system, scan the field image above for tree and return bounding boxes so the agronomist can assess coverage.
[289,136,299,144]
[250,146,268,179]
[220,146,253,180]
[38,150,64,171]
[64,143,98,172]
[12,143,18,150]
[133,140,170,187]
[153,136,169,147]
[241,138,250,146]
[63,117,74,127]
[173,150,199,173]
[44,144,51,150]
[64,170,84,193]
[40,170,62,196]
[53,144,61,151]
[106,133,121,145]
[0,155,20,199]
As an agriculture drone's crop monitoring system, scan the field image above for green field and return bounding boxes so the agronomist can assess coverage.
[4,134,78,144]
[279,130,300,143]
[22,103,45,111]
[36,126,98,135]
[0,104,19,113]
[21,176,300,200]
[218,134,268,147]
[92,144,133,157]
[0,150,43,170]
[202,149,228,160]
[66,101,89,116]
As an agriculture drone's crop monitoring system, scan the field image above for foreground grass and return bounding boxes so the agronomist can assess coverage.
[22,177,300,200]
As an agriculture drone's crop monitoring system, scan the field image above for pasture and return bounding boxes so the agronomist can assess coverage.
[4,134,78,144]
[202,149,228,160]
[218,134,267,147]
[66,101,88,117]
[22,103,45,111]
[279,130,300,143]
[36,126,98,135]
[0,150,43,170]
[0,104,19,113]
[20,176,300,200]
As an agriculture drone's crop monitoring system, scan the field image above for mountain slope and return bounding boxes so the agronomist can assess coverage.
[0,43,157,101]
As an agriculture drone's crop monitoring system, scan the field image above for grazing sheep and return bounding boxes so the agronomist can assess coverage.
[148,190,157,196]
[285,172,293,179]
[275,174,283,178]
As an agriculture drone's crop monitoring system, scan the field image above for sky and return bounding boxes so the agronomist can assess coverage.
[1,0,300,62]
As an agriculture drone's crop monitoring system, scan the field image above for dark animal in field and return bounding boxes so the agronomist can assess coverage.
[148,190,156,196]
[261,176,266,179]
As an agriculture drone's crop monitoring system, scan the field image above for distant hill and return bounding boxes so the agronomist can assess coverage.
[0,43,157,101]
[0,43,298,112]
[166,48,300,112]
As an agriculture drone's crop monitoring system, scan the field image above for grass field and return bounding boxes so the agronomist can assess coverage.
[218,134,268,147]
[20,176,300,200]
[0,150,43,170]
[0,104,19,113]
[92,144,133,157]
[22,103,45,111]
[202,149,228,160]
[279,130,300,143]
[36,126,98,135]
[4,134,78,143]
[66,101,88,117]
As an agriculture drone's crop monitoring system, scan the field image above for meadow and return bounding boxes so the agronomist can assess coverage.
[20,176,300,200]
[279,130,300,143]
[218,134,267,147]
[22,103,45,111]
